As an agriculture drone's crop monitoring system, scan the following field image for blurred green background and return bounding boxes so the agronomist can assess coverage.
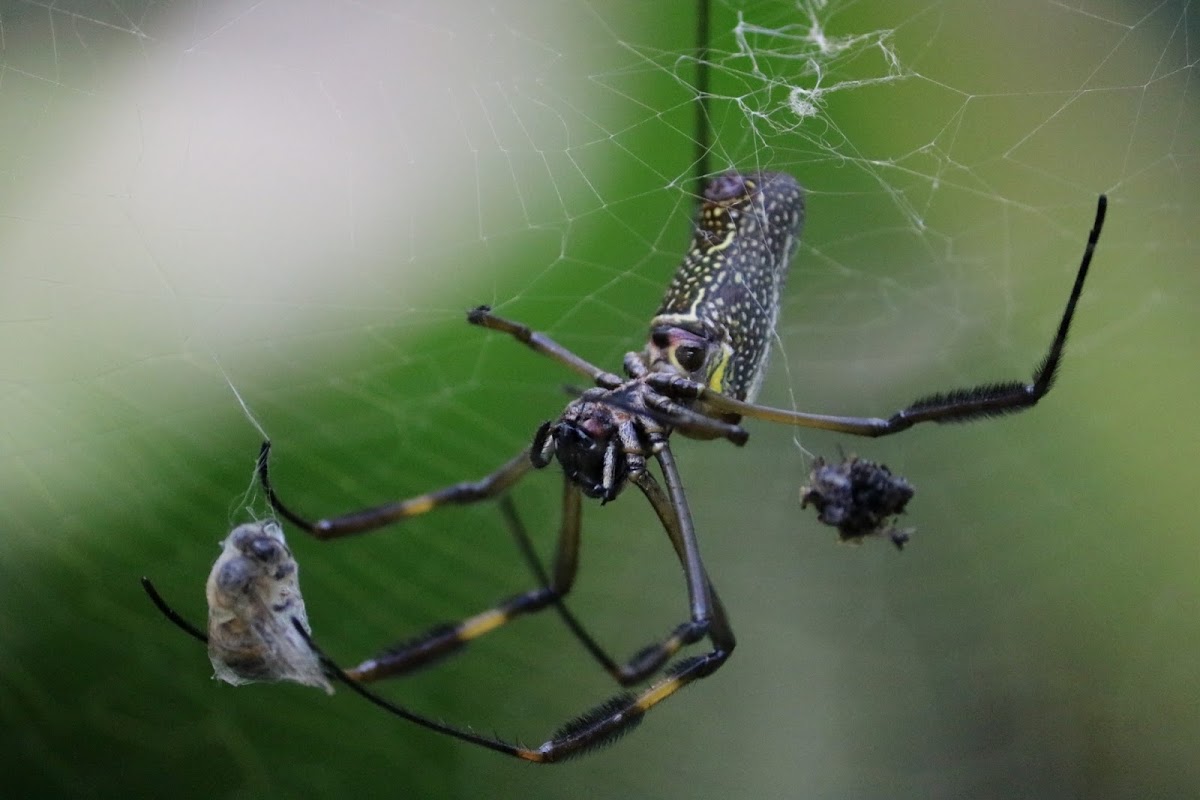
[3,1,1198,798]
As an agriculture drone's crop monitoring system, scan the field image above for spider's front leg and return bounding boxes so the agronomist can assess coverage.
[467,306,624,389]
[257,441,535,538]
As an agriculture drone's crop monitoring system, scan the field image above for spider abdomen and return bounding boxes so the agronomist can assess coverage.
[650,171,805,403]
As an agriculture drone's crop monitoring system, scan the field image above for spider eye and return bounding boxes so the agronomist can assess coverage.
[674,344,705,372]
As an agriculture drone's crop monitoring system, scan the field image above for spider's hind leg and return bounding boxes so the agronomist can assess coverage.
[258,442,533,539]
[468,306,624,389]
[513,444,740,762]
[340,484,637,685]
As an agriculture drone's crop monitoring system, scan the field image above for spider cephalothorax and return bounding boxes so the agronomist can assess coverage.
[530,381,673,503]
[532,389,641,503]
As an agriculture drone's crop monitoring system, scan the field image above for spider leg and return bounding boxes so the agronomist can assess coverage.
[342,474,711,689]
[498,491,627,678]
[257,441,533,539]
[603,456,733,682]
[489,445,734,761]
[655,195,1108,437]
[649,445,732,650]
[319,614,732,763]
[642,392,749,445]
[141,577,208,645]
[468,306,624,389]
[294,619,545,761]
[344,481,625,682]
[562,385,749,446]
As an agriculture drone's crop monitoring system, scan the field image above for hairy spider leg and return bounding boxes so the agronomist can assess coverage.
[259,443,533,539]
[142,577,208,644]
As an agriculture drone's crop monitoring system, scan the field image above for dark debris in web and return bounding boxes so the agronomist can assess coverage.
[801,455,915,549]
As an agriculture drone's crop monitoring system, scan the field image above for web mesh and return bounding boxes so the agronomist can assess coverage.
[2,1,1198,798]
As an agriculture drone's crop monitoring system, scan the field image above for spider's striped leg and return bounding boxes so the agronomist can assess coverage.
[342,474,702,688]
[497,490,643,681]
[505,445,736,762]
[608,458,734,682]
[141,578,208,645]
[297,621,562,762]
[304,601,733,765]
[344,481,624,682]
[468,306,624,389]
[257,442,533,539]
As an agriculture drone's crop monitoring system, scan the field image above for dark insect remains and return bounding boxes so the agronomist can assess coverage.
[801,456,915,549]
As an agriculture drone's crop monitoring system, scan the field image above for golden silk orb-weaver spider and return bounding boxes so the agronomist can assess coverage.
[145,0,1108,764]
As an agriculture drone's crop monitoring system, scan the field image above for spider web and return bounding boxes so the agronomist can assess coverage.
[2,1,1198,798]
